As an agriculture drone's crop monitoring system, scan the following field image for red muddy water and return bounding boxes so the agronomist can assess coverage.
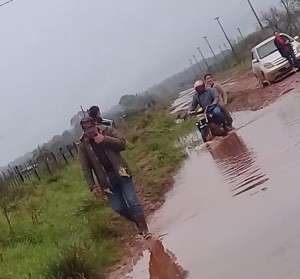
[124,91,300,279]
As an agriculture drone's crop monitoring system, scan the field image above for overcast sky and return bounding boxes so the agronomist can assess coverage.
[0,0,276,165]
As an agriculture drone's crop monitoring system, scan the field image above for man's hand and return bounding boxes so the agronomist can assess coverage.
[206,104,216,112]
[94,132,105,144]
[91,185,102,198]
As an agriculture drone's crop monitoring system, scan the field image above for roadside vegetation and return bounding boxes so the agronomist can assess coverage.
[0,105,195,279]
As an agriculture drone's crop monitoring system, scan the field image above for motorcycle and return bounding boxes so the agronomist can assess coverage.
[190,105,228,142]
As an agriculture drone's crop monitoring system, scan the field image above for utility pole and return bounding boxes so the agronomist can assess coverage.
[237,27,244,40]
[246,0,264,31]
[197,47,210,70]
[203,36,217,64]
[219,45,230,68]
[184,67,191,81]
[214,17,239,62]
[189,59,198,78]
[193,54,203,73]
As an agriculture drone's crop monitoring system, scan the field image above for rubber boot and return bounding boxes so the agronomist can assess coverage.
[134,214,152,240]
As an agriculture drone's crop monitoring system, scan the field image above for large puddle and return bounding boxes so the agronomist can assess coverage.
[125,91,300,279]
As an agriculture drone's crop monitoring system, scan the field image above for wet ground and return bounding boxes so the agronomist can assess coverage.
[125,90,300,279]
[170,71,297,116]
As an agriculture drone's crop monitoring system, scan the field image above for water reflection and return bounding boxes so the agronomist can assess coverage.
[146,239,189,279]
[209,133,269,196]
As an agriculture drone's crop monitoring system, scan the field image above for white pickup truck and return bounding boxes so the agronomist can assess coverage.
[251,33,300,86]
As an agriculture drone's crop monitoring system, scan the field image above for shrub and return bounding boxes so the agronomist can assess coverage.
[43,245,99,279]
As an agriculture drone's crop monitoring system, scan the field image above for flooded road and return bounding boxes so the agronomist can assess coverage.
[125,91,300,279]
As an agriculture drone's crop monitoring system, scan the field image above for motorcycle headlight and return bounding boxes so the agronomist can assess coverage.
[297,45,300,53]
[263,62,275,69]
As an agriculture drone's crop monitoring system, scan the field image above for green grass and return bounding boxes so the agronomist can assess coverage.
[0,107,195,279]
[119,106,195,197]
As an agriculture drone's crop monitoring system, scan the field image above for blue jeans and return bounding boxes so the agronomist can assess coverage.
[286,51,300,67]
[106,173,143,221]
[211,106,226,125]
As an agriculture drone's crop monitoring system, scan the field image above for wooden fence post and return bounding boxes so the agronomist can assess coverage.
[59,148,69,165]
[67,145,74,158]
[15,166,24,183]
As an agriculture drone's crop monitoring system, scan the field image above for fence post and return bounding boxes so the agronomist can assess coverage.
[59,148,69,165]
[2,171,10,188]
[67,145,74,158]
[43,158,52,175]
[22,164,30,181]
[51,152,57,164]
[7,169,18,187]
[33,164,41,180]
[73,142,78,153]
[15,166,24,183]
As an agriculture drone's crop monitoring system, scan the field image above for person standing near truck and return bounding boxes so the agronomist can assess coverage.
[274,31,300,69]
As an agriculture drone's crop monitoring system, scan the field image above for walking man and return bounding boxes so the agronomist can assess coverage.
[78,115,151,239]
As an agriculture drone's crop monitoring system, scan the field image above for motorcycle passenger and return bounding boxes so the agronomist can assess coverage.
[190,80,231,131]
[204,73,233,128]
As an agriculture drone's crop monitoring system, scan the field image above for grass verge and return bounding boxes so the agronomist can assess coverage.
[0,106,195,279]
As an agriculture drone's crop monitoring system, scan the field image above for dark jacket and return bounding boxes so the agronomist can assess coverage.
[78,124,131,191]
[274,36,293,58]
[190,88,219,112]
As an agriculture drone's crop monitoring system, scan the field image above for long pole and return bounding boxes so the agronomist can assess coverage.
[189,59,198,78]
[219,45,230,68]
[246,0,264,30]
[193,54,202,73]
[184,67,191,80]
[214,17,239,62]
[203,36,217,63]
[237,27,244,40]
[197,47,209,70]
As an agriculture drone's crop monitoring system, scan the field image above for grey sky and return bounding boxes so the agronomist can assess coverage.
[0,0,275,165]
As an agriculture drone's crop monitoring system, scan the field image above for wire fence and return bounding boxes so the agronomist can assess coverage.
[0,142,78,189]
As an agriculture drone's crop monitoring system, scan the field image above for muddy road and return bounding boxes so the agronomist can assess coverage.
[124,90,300,279]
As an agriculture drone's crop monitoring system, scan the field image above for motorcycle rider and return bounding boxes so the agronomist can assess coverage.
[190,80,232,131]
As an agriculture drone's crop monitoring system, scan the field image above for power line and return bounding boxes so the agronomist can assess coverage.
[0,0,14,8]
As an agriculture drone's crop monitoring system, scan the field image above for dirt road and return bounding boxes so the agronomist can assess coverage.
[124,87,300,278]
[171,70,299,116]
